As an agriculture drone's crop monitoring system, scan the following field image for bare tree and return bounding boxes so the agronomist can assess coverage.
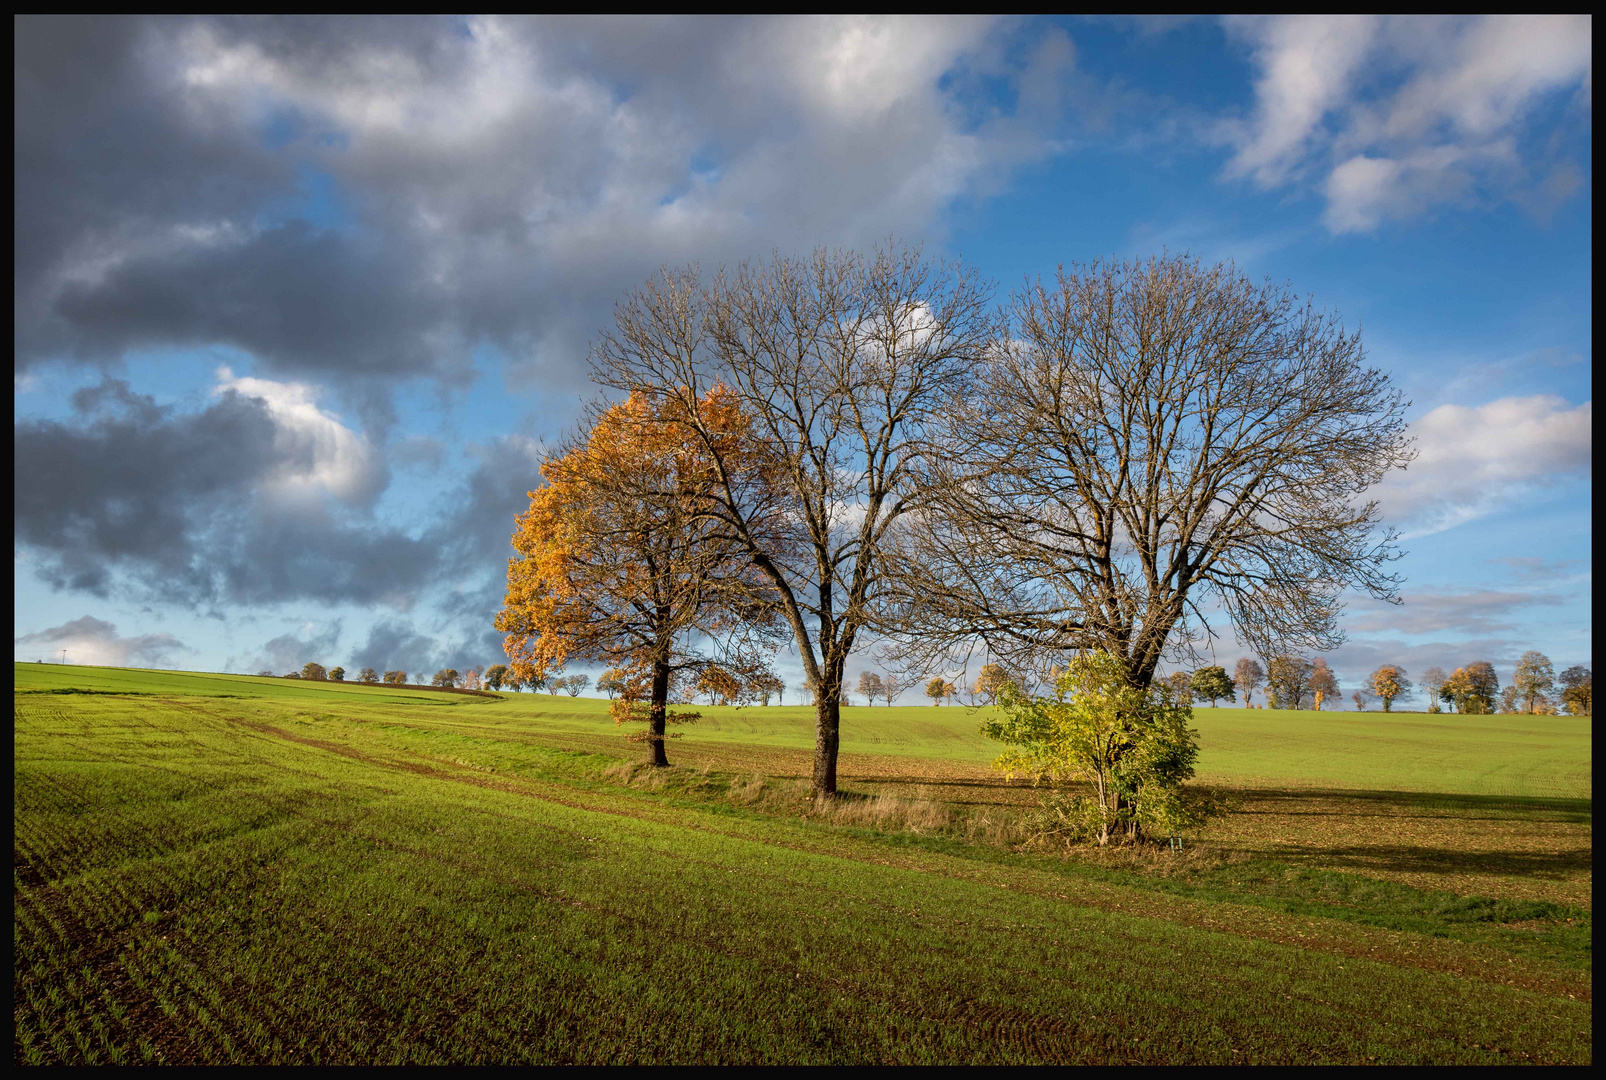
[1419,666,1450,713]
[590,244,994,795]
[889,256,1414,688]
[1233,657,1265,707]
[879,672,913,706]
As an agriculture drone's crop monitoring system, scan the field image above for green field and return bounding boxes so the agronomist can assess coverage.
[13,664,1592,1064]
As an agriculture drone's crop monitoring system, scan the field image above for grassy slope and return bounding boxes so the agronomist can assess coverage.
[12,665,1592,1064]
[30,665,1580,797]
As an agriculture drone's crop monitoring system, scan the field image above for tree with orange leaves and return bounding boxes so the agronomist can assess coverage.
[496,387,780,765]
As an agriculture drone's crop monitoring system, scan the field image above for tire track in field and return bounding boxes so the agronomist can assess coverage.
[195,708,1591,1003]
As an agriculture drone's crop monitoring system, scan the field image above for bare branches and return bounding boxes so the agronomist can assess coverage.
[589,243,995,794]
[887,255,1415,687]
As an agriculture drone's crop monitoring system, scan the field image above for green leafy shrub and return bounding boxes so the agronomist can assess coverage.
[982,651,1218,846]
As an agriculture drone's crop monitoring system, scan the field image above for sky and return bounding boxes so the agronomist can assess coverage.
[13,16,1593,708]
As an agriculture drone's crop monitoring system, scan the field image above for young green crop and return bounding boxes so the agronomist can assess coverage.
[13,664,1592,1064]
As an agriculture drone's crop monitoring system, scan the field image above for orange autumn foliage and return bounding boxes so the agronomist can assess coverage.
[496,386,778,763]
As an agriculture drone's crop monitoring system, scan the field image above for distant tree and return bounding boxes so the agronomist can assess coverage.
[1233,658,1265,708]
[1512,651,1556,714]
[1464,662,1499,714]
[1558,665,1592,716]
[1266,655,1314,710]
[257,670,274,678]
[1189,666,1234,708]
[1367,665,1411,712]
[1442,662,1498,714]
[358,668,379,684]
[484,664,509,692]
[281,672,300,679]
[1438,668,1469,713]
[695,666,740,706]
[971,664,1013,706]
[1308,659,1340,711]
[596,669,626,700]
[880,673,913,707]
[746,669,785,706]
[328,666,346,682]
[925,677,956,706]
[856,671,885,706]
[300,662,327,681]
[432,669,460,689]
[1162,671,1193,703]
[1499,685,1520,713]
[383,670,407,686]
[546,674,564,695]
[1418,666,1448,713]
[461,667,482,692]
[563,673,590,697]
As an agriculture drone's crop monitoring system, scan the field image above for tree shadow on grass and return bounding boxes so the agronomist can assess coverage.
[1255,842,1593,882]
[1229,787,1592,823]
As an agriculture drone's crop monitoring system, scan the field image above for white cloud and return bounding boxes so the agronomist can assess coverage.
[1221,15,1379,187]
[1223,15,1592,232]
[14,615,188,667]
[215,366,383,504]
[1374,394,1591,537]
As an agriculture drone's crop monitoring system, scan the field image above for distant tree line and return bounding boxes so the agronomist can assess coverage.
[1149,652,1590,716]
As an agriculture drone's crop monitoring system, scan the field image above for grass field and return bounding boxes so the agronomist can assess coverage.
[13,664,1592,1064]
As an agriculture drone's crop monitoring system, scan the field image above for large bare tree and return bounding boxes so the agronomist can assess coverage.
[890,255,1414,687]
[590,245,993,795]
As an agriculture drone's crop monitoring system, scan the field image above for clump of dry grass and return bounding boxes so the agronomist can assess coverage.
[602,760,958,837]
[808,791,950,835]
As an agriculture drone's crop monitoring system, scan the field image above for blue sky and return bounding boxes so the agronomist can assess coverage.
[13,16,1592,706]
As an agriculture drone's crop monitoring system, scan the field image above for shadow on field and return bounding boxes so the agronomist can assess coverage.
[1270,842,1593,882]
[1203,787,1593,904]
[1232,787,1593,823]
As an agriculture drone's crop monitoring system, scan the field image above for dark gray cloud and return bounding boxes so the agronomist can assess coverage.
[14,378,436,606]
[14,614,188,667]
[15,16,1079,389]
[252,622,342,674]
[14,375,543,648]
[347,619,443,676]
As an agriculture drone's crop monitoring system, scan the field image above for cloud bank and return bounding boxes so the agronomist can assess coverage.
[14,615,188,667]
[1374,394,1592,538]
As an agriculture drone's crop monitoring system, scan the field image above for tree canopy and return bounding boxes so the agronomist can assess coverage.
[497,387,780,764]
[1189,666,1234,707]
[890,256,1413,689]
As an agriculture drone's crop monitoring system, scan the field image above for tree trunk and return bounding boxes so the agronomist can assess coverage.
[812,696,841,796]
[649,657,671,767]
